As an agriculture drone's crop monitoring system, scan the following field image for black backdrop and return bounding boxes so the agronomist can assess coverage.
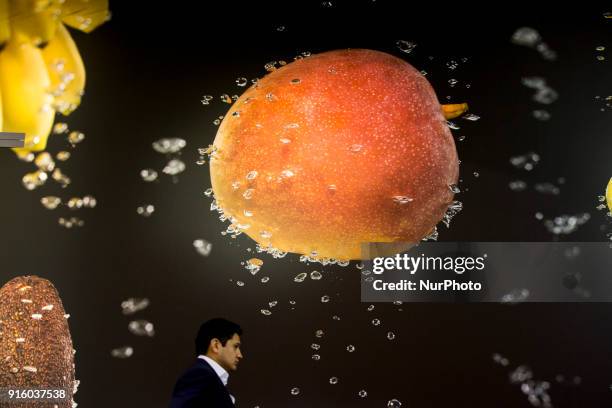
[0,1,611,407]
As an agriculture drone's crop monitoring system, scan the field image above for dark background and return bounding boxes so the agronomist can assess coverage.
[1,1,611,407]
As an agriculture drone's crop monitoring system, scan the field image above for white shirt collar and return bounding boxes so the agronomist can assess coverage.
[198,355,229,386]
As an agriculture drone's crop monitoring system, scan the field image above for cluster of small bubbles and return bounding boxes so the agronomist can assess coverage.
[532,110,551,121]
[111,346,133,359]
[422,226,439,241]
[446,120,460,130]
[68,131,85,145]
[58,217,84,228]
[152,138,186,154]
[213,116,224,126]
[268,300,277,308]
[41,196,61,210]
[492,353,510,366]
[55,151,71,162]
[193,239,212,257]
[200,95,213,105]
[509,180,528,192]
[332,315,341,321]
[346,345,355,352]
[260,309,272,316]
[511,27,541,47]
[121,298,150,315]
[511,27,556,60]
[543,213,590,235]
[53,122,69,134]
[136,205,155,217]
[163,159,186,176]
[500,288,530,304]
[276,25,286,32]
[521,77,558,104]
[34,152,55,172]
[462,113,480,121]
[442,200,463,228]
[387,331,396,340]
[255,243,288,259]
[446,60,458,70]
[128,320,155,337]
[392,195,414,204]
[329,377,338,385]
[510,152,540,171]
[534,183,560,195]
[235,77,248,87]
[245,258,263,275]
[372,318,381,326]
[321,295,330,303]
[358,390,368,398]
[310,271,322,280]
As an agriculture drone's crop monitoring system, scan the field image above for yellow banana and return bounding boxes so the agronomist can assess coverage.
[0,40,54,153]
[606,178,612,213]
[9,0,63,46]
[42,23,84,115]
[442,103,469,120]
[0,0,9,48]
[62,0,109,33]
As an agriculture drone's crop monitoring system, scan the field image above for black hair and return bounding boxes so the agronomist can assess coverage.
[195,318,242,356]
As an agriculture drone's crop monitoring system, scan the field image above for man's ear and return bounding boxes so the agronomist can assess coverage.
[209,338,221,354]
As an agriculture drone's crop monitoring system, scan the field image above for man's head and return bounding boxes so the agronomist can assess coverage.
[195,318,243,372]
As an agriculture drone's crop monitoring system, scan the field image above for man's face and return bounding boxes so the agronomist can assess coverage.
[212,333,243,372]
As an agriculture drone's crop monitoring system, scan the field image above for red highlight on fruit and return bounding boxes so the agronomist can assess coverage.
[210,49,459,260]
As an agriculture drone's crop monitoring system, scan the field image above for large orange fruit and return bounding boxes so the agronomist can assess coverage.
[210,49,459,260]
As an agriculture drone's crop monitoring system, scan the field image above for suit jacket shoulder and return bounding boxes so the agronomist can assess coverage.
[169,359,234,408]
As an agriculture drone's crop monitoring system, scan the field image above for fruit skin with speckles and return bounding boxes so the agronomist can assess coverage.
[210,49,459,260]
[0,276,75,407]
[606,178,612,213]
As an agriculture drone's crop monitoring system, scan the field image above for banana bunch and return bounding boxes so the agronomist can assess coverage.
[0,0,109,157]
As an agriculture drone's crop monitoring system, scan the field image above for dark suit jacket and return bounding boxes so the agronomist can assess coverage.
[169,359,235,408]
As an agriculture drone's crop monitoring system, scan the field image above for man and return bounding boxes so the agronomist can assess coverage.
[170,318,243,407]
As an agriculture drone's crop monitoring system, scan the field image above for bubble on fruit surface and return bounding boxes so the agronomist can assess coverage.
[500,288,530,304]
[121,298,150,315]
[137,205,155,217]
[111,346,133,359]
[163,159,186,176]
[128,320,155,337]
[393,196,413,204]
[193,239,212,256]
[510,152,540,171]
